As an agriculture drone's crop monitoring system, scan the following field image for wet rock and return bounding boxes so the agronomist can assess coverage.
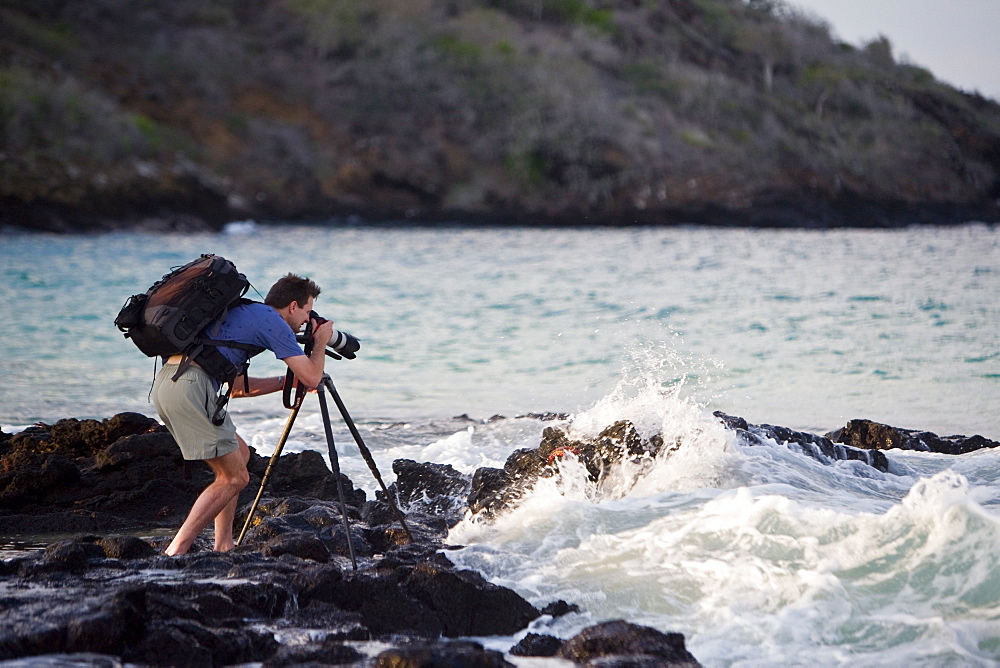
[220,581,294,619]
[540,599,581,617]
[127,616,277,666]
[467,466,516,518]
[558,620,701,667]
[261,530,331,562]
[715,412,890,472]
[254,449,366,506]
[327,569,444,638]
[374,639,513,667]
[826,418,1000,455]
[362,509,448,553]
[462,413,908,523]
[298,502,347,528]
[385,458,471,525]
[510,632,564,657]
[65,590,146,656]
[98,534,157,559]
[281,601,370,641]
[292,562,345,603]
[242,514,311,544]
[88,475,204,526]
[267,639,364,666]
[537,421,665,482]
[190,590,245,622]
[319,523,375,560]
[0,413,692,667]
[516,412,572,421]
[400,560,540,637]
[468,421,668,517]
[42,537,105,572]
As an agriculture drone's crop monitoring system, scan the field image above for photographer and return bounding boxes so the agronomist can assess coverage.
[152,273,335,556]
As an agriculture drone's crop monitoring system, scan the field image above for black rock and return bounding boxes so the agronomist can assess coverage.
[558,620,701,667]
[400,560,540,637]
[266,639,364,667]
[0,413,551,666]
[98,534,158,559]
[374,639,513,667]
[467,466,516,517]
[43,537,105,571]
[510,632,564,657]
[384,458,471,525]
[715,412,890,472]
[104,412,162,444]
[826,418,1000,455]
[540,599,581,617]
[262,530,331,562]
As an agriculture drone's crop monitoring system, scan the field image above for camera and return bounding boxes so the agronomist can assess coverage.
[300,310,360,360]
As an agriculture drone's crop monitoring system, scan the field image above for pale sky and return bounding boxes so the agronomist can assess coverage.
[785,0,1000,101]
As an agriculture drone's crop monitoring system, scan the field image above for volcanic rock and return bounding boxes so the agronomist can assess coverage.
[469,420,664,517]
[0,412,554,664]
[510,632,564,657]
[558,620,702,667]
[716,412,890,472]
[383,458,471,526]
[826,419,1000,455]
[374,639,513,667]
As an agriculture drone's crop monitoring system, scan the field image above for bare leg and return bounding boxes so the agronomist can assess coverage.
[212,434,251,552]
[164,443,250,556]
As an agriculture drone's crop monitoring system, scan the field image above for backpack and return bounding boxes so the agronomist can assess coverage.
[115,254,264,424]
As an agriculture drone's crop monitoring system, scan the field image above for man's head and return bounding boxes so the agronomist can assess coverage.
[265,273,321,310]
[266,274,322,332]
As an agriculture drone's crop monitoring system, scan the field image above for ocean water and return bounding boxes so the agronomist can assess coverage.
[1,222,999,665]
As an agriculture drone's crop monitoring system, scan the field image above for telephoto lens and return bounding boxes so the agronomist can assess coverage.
[303,310,361,359]
[328,330,360,359]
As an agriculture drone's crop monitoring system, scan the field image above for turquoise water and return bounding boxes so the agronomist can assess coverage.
[2,224,997,435]
[2,223,999,664]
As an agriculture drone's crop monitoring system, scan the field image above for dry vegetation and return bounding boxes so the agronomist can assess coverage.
[2,0,998,229]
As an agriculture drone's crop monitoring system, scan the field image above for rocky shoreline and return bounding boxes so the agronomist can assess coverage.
[2,412,996,665]
[6,188,999,235]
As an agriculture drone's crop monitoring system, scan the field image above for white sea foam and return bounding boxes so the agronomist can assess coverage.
[447,364,1000,665]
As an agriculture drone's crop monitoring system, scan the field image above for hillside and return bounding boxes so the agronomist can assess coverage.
[2,0,999,231]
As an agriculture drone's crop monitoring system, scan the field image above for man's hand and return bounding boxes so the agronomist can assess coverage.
[284,316,335,389]
[311,316,335,349]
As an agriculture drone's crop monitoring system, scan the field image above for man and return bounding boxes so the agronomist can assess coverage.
[152,273,334,556]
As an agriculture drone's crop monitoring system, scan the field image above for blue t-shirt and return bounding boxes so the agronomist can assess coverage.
[206,302,304,370]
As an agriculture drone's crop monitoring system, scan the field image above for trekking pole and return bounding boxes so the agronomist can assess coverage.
[236,394,304,547]
[322,375,413,542]
[316,381,358,570]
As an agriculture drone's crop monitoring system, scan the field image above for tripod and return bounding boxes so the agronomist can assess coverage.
[236,374,412,570]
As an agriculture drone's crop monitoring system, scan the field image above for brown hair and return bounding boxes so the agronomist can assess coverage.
[264,273,321,309]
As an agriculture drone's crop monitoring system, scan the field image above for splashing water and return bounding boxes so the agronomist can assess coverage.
[447,352,1000,666]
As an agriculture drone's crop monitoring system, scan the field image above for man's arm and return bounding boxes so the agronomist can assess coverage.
[229,375,286,398]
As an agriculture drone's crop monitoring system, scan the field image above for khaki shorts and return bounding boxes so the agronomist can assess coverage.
[151,362,238,461]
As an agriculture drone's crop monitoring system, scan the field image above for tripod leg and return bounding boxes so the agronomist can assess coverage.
[323,376,414,542]
[236,398,303,547]
[317,384,358,570]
